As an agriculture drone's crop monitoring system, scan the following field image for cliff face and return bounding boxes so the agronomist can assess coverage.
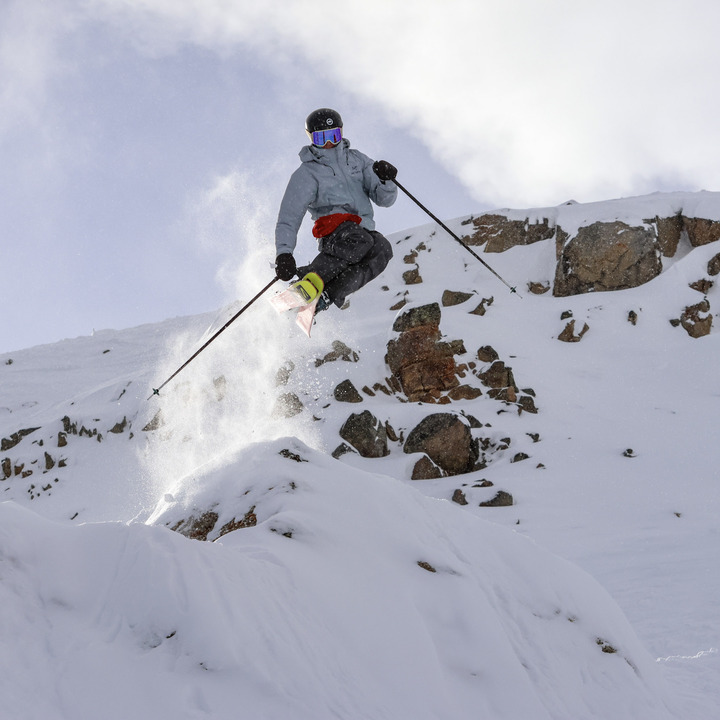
[461,191,720,301]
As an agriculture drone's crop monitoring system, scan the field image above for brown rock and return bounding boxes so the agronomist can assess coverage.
[386,304,467,402]
[392,303,442,332]
[172,511,219,541]
[707,252,720,276]
[647,213,683,257]
[528,281,550,294]
[1,427,40,452]
[689,278,714,295]
[218,507,257,537]
[476,346,499,363]
[680,300,713,338]
[411,455,444,480]
[477,361,516,390]
[315,340,359,367]
[684,217,720,247]
[517,395,539,414]
[463,213,554,253]
[402,267,423,285]
[554,221,661,296]
[334,379,363,403]
[404,413,478,476]
[479,490,514,507]
[339,411,389,458]
[441,290,474,307]
[558,319,590,343]
[469,297,494,315]
[448,385,483,401]
[452,488,468,505]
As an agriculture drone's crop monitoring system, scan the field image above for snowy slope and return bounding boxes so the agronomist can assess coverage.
[1,191,719,719]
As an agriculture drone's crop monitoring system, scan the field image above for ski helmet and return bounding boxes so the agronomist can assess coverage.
[305,108,343,147]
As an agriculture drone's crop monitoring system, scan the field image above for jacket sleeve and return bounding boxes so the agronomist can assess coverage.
[275,166,318,256]
[361,152,398,208]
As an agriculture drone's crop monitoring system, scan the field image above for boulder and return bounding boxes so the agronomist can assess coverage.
[554,221,661,296]
[334,379,363,403]
[411,455,444,480]
[404,413,478,476]
[386,304,468,403]
[392,303,442,332]
[479,491,514,507]
[339,411,389,458]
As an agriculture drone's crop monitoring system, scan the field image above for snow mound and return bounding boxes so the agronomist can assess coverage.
[0,437,659,720]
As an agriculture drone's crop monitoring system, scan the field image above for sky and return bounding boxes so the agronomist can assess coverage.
[2,0,720,354]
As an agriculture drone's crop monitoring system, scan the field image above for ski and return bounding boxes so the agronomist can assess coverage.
[268,272,323,337]
[296,297,319,337]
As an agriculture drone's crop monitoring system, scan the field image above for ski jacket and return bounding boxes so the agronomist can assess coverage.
[275,139,397,257]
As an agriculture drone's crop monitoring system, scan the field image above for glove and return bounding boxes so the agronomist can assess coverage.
[275,253,297,281]
[373,160,397,183]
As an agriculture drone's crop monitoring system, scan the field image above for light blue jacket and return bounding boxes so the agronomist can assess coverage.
[275,139,398,256]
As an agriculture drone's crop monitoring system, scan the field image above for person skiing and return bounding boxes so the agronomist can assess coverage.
[274,108,398,312]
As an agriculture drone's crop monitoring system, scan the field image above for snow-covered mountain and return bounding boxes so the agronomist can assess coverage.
[2,192,719,719]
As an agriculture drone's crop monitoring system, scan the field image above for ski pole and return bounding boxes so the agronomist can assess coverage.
[392,178,520,297]
[149,275,280,399]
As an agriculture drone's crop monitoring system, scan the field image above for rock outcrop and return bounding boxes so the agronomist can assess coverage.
[553,222,661,297]
[459,200,720,297]
[385,304,480,404]
[463,213,555,253]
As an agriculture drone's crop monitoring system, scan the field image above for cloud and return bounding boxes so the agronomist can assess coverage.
[188,166,284,300]
[0,0,79,136]
[83,0,720,206]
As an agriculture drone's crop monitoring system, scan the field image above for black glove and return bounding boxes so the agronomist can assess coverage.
[373,160,397,183]
[275,253,296,281]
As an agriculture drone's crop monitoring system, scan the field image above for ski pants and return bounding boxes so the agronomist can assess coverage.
[302,221,393,307]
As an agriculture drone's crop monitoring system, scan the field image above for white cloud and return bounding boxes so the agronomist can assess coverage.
[0,0,80,135]
[83,0,720,206]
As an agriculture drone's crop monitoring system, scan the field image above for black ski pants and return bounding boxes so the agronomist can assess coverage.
[301,221,393,308]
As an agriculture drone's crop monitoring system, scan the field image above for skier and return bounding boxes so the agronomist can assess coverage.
[274,108,398,312]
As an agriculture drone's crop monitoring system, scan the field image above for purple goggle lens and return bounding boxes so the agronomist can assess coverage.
[309,127,342,146]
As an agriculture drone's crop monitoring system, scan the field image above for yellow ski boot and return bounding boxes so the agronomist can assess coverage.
[292,272,324,303]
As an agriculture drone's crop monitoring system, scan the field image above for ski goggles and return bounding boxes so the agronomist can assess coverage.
[308,126,342,147]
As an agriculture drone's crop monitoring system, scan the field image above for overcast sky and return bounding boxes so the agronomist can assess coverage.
[2,0,719,354]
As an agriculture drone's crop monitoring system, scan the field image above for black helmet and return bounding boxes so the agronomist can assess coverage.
[305,108,343,133]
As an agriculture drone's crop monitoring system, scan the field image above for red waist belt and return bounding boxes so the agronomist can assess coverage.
[312,213,362,238]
